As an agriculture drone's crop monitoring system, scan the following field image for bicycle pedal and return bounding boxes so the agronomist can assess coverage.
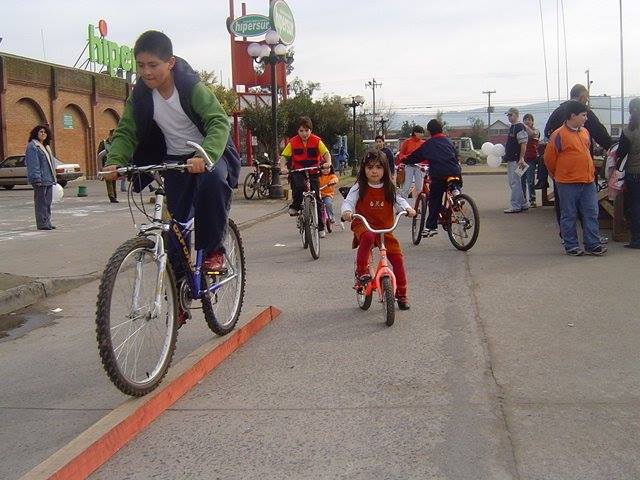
[205,267,228,275]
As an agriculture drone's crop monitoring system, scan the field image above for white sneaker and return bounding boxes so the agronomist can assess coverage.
[288,207,298,216]
[340,221,346,231]
[423,229,438,237]
[319,230,326,238]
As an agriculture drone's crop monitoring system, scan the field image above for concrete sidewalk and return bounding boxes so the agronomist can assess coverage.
[0,175,288,315]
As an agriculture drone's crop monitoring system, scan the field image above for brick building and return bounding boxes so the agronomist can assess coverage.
[0,53,129,178]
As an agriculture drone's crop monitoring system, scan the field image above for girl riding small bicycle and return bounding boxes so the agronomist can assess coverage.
[341,149,416,310]
[319,164,339,224]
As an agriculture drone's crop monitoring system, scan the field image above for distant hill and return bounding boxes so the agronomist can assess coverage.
[390,96,630,134]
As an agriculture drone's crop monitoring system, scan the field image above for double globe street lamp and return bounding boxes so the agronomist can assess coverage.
[248,30,294,198]
[342,95,365,176]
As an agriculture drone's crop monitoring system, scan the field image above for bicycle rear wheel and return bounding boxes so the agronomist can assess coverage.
[357,288,372,310]
[243,173,257,199]
[381,276,395,326]
[447,193,480,251]
[258,175,271,198]
[96,236,177,396]
[304,196,320,259]
[202,219,246,336]
[411,195,427,245]
[298,213,308,249]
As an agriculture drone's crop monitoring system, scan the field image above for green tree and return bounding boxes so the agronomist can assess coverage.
[241,104,288,156]
[288,76,320,97]
[400,120,417,138]
[468,116,487,148]
[198,70,237,115]
[435,110,449,133]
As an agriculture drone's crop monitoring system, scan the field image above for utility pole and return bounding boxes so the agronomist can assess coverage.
[482,90,496,138]
[366,78,382,136]
[585,68,592,95]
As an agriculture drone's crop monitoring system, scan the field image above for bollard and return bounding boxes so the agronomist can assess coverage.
[77,185,88,197]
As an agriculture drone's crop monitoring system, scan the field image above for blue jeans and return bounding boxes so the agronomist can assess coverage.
[625,173,640,246]
[402,164,424,200]
[556,182,600,251]
[507,161,529,210]
[322,196,335,222]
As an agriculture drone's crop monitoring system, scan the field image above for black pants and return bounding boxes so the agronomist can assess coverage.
[163,154,232,276]
[33,184,52,228]
[290,172,324,231]
[427,178,446,230]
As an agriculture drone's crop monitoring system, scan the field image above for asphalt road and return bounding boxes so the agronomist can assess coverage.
[1,175,639,479]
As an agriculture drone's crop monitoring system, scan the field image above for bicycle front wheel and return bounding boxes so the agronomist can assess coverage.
[96,236,178,396]
[447,193,480,251]
[243,173,257,199]
[202,219,246,336]
[304,196,320,259]
[411,195,427,245]
[381,276,395,326]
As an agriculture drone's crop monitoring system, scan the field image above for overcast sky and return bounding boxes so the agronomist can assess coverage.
[1,0,638,115]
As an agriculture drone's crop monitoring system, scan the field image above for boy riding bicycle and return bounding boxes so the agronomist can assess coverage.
[401,119,462,237]
[279,116,332,237]
[102,31,240,323]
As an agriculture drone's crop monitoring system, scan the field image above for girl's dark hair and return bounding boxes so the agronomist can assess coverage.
[357,148,395,204]
[134,31,173,61]
[523,113,534,122]
[628,98,640,132]
[321,163,335,175]
[28,125,51,146]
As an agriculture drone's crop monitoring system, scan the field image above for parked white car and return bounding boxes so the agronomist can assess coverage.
[0,155,84,189]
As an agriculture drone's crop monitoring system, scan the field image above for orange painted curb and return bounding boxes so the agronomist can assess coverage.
[29,306,280,480]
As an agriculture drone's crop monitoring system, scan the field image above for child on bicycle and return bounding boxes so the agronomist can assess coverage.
[279,116,332,237]
[102,31,240,324]
[341,149,416,310]
[319,164,339,224]
[401,119,462,237]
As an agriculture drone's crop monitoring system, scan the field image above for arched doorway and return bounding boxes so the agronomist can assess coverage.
[57,104,91,174]
[6,98,48,155]
[97,108,120,145]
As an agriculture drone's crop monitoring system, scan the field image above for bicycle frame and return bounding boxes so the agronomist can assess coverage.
[415,164,461,226]
[351,212,407,301]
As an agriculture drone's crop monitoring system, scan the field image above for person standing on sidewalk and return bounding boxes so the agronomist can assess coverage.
[25,125,57,230]
[617,98,640,249]
[503,107,529,213]
[98,129,118,203]
[375,135,396,179]
[544,100,606,256]
[521,114,540,207]
[398,125,425,199]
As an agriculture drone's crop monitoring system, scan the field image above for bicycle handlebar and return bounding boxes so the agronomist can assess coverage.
[350,211,407,234]
[97,142,215,179]
[288,166,321,173]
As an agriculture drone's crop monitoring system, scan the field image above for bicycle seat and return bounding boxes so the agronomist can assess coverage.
[257,164,272,170]
[445,176,462,183]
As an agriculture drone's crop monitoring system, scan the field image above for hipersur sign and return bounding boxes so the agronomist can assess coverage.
[88,21,136,77]
[228,14,271,37]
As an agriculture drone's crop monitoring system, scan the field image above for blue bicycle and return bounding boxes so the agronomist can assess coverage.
[96,143,246,396]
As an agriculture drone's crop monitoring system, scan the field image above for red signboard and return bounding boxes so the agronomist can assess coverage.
[231,39,286,89]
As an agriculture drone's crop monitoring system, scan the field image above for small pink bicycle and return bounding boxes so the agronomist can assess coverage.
[348,211,407,327]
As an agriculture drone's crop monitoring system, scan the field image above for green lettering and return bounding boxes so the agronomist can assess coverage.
[88,25,103,64]
[107,40,120,76]
[120,46,132,71]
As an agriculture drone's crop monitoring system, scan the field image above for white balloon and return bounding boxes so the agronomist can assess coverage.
[481,142,494,156]
[491,144,506,157]
[487,155,502,168]
[52,183,64,203]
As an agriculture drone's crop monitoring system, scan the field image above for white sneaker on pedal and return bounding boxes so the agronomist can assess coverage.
[423,229,438,237]
[288,207,299,216]
[319,230,326,238]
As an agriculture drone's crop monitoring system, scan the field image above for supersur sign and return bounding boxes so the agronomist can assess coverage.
[270,0,295,45]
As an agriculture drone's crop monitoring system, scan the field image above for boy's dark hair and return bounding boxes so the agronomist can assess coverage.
[569,84,588,100]
[564,100,588,120]
[411,125,425,136]
[298,116,313,130]
[426,119,443,135]
[134,31,173,61]
[357,148,395,204]
[28,125,52,146]
[523,113,534,122]
[374,135,385,142]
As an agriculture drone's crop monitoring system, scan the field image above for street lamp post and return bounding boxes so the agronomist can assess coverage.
[342,95,365,176]
[248,31,293,198]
